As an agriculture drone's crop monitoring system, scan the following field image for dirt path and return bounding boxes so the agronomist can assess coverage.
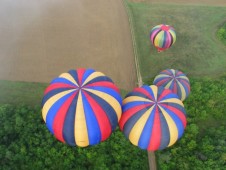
[0,0,136,90]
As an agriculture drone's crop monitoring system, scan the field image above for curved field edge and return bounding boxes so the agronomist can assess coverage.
[125,1,226,82]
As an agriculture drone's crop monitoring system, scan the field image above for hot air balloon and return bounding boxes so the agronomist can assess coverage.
[42,68,122,147]
[150,24,176,52]
[153,69,190,101]
[119,85,186,151]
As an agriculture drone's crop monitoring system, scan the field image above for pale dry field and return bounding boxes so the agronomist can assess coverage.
[0,0,136,90]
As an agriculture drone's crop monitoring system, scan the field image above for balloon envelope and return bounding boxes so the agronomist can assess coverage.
[153,69,190,101]
[150,24,176,52]
[119,85,186,151]
[42,68,122,147]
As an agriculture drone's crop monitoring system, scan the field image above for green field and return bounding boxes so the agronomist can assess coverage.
[125,1,226,169]
[0,80,47,106]
[126,1,226,82]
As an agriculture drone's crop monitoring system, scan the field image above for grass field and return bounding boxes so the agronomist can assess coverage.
[0,80,128,105]
[0,80,48,105]
[126,1,226,82]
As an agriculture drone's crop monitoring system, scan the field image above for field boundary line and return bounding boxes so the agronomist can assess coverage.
[122,0,143,87]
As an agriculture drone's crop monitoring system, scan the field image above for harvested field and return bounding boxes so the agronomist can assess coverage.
[0,0,136,90]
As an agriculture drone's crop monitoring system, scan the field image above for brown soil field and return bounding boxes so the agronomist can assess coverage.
[130,0,226,6]
[0,0,136,90]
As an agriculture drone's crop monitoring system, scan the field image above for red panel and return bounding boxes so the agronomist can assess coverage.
[44,83,76,95]
[158,89,172,101]
[161,103,187,128]
[77,68,86,85]
[85,82,120,93]
[52,92,77,143]
[133,87,155,101]
[147,107,161,151]
[119,104,151,131]
[83,91,111,141]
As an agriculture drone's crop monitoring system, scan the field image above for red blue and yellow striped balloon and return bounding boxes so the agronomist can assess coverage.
[119,85,186,151]
[42,68,122,147]
[153,69,190,101]
[150,24,176,52]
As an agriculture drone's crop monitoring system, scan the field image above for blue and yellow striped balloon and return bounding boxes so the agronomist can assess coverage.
[42,68,122,147]
[150,24,176,52]
[119,85,187,151]
[153,69,190,101]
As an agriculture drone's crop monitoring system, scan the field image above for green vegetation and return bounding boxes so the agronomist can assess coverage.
[217,22,226,45]
[126,1,226,82]
[0,104,148,169]
[156,77,226,170]
[1,77,226,169]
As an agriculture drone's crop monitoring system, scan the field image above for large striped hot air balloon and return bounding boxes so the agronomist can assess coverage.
[42,68,122,147]
[150,24,176,52]
[153,69,190,101]
[119,85,187,151]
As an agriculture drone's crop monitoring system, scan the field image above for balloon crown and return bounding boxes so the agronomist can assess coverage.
[161,25,170,31]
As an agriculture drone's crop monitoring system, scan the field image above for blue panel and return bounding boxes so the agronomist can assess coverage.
[50,77,77,86]
[138,105,156,149]
[81,92,101,145]
[123,106,150,139]
[158,111,170,150]
[68,70,79,85]
[129,91,150,100]
[162,31,167,48]
[166,103,186,116]
[82,69,95,85]
[159,92,179,101]
[46,91,75,134]
[157,86,165,97]
[153,76,170,85]
[176,82,182,99]
[42,88,76,106]
[123,101,151,112]
[85,76,113,85]
[169,79,175,90]
[87,87,122,106]
[63,93,79,146]
[160,105,185,139]
[85,91,118,131]
[142,86,156,100]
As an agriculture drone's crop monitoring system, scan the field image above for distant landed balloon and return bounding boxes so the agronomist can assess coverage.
[119,85,187,151]
[42,68,122,147]
[153,69,190,101]
[150,24,176,52]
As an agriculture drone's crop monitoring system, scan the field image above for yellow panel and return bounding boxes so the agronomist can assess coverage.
[177,81,187,101]
[150,85,158,101]
[84,88,122,121]
[129,106,155,146]
[171,69,175,76]
[154,31,164,47]
[169,30,176,44]
[158,105,178,147]
[74,91,89,147]
[165,79,174,89]
[59,73,79,86]
[42,89,76,122]
[123,96,153,105]
[159,98,184,107]
[82,72,105,86]
[155,74,171,80]
[178,75,189,81]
